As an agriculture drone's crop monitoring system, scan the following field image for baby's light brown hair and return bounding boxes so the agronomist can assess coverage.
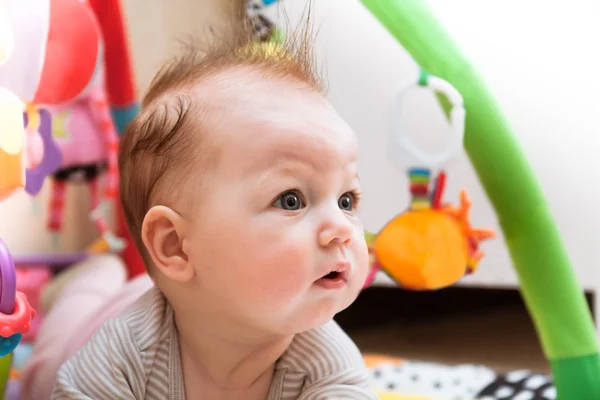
[118,2,324,270]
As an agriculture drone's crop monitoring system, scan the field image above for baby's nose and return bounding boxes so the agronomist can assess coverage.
[318,216,353,248]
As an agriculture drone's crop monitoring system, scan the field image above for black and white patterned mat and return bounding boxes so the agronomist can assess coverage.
[368,359,556,399]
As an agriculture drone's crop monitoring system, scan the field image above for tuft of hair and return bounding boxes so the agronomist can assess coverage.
[118,1,324,272]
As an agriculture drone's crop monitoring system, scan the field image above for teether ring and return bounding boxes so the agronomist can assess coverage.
[389,69,465,171]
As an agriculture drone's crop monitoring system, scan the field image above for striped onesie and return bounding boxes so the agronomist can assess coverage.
[52,286,377,399]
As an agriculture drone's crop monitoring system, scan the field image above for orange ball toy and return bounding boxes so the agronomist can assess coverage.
[368,169,495,290]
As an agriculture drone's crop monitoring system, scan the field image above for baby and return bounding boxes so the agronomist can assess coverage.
[52,13,375,400]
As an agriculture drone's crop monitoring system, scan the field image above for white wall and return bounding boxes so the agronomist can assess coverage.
[0,0,231,254]
[265,0,600,288]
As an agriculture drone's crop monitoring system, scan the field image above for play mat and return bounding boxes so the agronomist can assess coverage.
[364,354,555,400]
[4,346,555,400]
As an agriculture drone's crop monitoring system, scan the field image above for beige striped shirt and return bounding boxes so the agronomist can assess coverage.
[52,286,376,399]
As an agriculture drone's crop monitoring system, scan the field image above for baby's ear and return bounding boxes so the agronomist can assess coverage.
[141,206,194,282]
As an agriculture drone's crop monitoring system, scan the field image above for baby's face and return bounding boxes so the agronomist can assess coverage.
[183,74,369,337]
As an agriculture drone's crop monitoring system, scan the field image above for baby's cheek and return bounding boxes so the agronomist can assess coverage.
[355,235,370,271]
[351,232,370,284]
[251,239,312,299]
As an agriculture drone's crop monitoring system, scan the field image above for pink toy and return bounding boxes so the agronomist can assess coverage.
[18,0,125,251]
[15,267,50,342]
[0,292,34,338]
[44,74,123,251]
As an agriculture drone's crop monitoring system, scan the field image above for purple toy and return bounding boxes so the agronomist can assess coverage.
[13,253,89,269]
[23,108,62,196]
[0,239,15,316]
[0,239,21,358]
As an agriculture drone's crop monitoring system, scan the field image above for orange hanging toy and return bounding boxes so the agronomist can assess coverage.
[364,69,495,290]
[372,168,494,290]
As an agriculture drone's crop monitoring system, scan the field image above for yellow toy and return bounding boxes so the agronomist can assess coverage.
[0,88,25,201]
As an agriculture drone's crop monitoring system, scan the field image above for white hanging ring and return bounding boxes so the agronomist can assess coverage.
[388,69,466,171]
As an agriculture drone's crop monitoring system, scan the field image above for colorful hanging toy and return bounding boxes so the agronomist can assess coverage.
[0,0,37,388]
[44,0,123,252]
[364,69,495,290]
[0,0,125,253]
[0,0,132,392]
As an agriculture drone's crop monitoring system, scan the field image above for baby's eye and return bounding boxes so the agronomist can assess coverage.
[338,193,355,211]
[274,190,305,210]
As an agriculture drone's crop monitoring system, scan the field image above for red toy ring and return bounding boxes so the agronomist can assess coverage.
[0,291,35,338]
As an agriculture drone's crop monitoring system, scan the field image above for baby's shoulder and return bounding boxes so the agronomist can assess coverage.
[279,320,366,379]
[53,287,177,399]
[106,285,173,348]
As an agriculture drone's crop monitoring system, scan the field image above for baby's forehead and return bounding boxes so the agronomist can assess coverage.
[195,69,356,171]
[200,67,344,132]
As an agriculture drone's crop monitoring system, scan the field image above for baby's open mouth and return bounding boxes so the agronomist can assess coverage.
[315,265,349,290]
[323,271,341,280]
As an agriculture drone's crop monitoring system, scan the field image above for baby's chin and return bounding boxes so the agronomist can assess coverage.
[286,293,357,334]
